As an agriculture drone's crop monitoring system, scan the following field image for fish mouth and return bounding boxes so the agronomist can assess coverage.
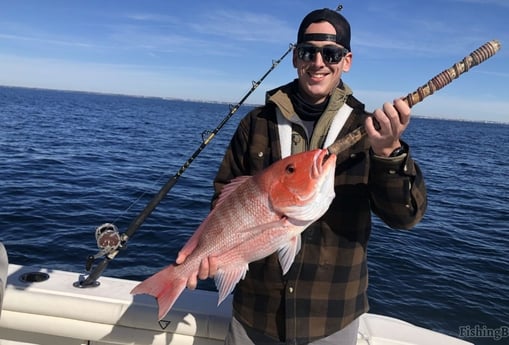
[285,148,336,222]
[312,149,336,178]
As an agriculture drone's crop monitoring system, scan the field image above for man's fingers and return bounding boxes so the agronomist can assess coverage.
[383,102,400,124]
[394,98,411,125]
[185,257,219,290]
[175,251,186,265]
[209,257,219,277]
[198,257,209,280]
[364,115,379,138]
[187,274,198,290]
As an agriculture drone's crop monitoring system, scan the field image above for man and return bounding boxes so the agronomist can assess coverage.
[179,8,427,345]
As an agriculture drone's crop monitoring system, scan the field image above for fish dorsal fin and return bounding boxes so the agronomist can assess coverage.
[215,176,251,208]
[214,264,249,305]
[277,235,302,275]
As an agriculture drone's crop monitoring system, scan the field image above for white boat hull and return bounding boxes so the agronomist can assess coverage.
[0,264,472,345]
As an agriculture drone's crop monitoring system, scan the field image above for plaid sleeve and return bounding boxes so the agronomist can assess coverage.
[368,141,427,229]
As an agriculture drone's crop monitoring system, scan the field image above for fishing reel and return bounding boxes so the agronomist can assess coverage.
[85,223,123,271]
[76,223,126,288]
[95,223,122,254]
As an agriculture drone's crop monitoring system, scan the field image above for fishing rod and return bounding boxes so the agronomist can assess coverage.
[327,39,502,156]
[76,43,295,288]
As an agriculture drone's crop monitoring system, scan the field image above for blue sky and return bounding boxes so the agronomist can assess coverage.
[0,0,507,122]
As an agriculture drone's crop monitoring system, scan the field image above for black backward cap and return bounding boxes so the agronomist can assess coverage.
[297,8,351,51]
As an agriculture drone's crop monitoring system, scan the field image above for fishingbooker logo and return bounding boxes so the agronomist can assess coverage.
[459,325,508,341]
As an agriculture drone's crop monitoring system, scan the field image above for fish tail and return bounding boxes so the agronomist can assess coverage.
[131,265,187,320]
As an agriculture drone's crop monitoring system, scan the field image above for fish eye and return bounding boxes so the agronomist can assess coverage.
[285,164,295,174]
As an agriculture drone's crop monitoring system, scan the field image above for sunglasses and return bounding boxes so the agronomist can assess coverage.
[296,44,349,64]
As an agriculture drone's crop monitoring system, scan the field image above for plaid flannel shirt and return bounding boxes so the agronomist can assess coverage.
[213,80,427,344]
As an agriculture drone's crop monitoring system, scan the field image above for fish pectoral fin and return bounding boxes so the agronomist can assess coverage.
[214,264,249,305]
[277,235,302,275]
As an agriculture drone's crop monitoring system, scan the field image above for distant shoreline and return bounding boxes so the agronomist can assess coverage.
[1,84,507,125]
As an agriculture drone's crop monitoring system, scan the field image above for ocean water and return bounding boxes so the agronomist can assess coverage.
[0,86,508,344]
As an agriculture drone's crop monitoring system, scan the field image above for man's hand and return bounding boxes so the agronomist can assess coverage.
[365,98,411,157]
[176,252,219,290]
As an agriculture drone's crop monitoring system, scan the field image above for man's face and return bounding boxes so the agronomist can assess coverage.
[293,21,352,104]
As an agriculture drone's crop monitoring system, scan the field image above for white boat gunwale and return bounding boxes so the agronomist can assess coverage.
[0,262,473,345]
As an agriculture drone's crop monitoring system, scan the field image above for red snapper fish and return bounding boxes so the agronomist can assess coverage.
[131,148,337,319]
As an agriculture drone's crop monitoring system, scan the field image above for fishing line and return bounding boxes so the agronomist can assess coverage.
[77,43,295,287]
[110,127,219,225]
